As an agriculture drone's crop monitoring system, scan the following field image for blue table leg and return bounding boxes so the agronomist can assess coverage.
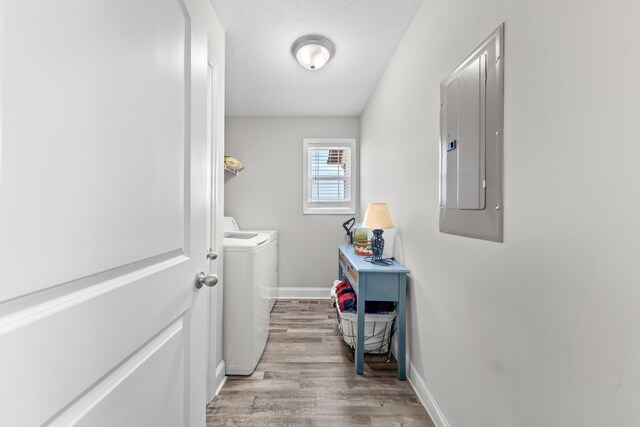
[356,273,366,375]
[397,274,407,380]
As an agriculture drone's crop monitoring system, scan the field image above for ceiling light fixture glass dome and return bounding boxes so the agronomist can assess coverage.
[292,35,335,70]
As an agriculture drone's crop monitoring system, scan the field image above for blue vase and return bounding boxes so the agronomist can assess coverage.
[370,229,385,260]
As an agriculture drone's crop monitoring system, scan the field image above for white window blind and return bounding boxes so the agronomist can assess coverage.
[303,138,356,214]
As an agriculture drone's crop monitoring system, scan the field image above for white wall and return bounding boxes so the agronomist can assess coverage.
[360,0,640,426]
[225,117,359,291]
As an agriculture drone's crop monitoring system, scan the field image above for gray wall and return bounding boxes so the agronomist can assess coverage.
[225,117,360,289]
[360,0,640,426]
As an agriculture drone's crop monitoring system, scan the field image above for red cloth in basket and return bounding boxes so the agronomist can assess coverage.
[336,278,395,314]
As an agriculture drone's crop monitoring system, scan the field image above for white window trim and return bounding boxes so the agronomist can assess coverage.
[303,138,357,215]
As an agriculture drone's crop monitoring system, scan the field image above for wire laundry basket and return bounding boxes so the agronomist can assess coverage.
[335,303,396,354]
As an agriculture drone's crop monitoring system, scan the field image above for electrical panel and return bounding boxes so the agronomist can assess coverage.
[439,24,504,242]
[442,54,486,210]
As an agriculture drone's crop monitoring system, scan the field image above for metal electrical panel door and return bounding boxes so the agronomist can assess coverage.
[443,55,486,210]
[439,24,504,241]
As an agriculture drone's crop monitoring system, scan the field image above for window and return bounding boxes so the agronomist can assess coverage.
[303,138,356,215]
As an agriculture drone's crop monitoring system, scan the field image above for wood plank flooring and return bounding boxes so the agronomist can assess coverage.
[206,300,434,426]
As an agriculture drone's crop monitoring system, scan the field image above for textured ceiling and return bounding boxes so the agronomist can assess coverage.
[211,0,423,117]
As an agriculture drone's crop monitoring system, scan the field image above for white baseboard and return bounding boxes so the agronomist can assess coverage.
[407,360,450,427]
[277,287,331,300]
[214,360,227,396]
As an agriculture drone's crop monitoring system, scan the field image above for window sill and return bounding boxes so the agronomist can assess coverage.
[303,208,355,215]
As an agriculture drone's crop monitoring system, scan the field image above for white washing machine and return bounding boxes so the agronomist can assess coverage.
[224,217,278,311]
[223,230,271,375]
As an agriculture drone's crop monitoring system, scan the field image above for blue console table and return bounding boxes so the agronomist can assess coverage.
[338,244,408,380]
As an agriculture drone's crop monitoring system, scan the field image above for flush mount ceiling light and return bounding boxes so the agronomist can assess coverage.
[291,35,335,71]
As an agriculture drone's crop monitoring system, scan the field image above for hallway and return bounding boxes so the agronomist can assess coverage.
[207,300,434,426]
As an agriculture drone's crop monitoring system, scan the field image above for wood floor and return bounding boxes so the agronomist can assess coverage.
[206,300,434,426]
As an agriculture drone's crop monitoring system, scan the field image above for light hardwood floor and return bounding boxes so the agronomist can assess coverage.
[206,300,435,426]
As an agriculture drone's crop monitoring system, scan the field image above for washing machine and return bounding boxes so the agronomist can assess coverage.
[223,230,271,375]
[224,217,278,311]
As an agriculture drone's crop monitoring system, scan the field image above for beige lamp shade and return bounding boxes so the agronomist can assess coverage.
[362,202,395,229]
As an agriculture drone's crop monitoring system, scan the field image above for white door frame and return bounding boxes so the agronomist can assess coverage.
[206,53,226,402]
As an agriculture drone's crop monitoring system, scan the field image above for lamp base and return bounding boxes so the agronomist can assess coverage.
[370,229,385,261]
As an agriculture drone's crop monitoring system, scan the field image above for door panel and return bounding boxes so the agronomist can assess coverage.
[444,80,459,209]
[52,319,184,427]
[457,55,486,210]
[0,261,191,425]
[1,0,188,302]
[0,0,209,425]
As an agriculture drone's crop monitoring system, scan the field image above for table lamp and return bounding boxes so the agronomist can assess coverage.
[362,202,395,261]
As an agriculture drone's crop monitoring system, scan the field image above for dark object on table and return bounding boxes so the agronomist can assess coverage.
[342,217,356,244]
[364,256,395,266]
[370,230,385,260]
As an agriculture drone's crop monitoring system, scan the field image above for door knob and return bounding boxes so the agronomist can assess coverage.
[206,250,218,260]
[195,271,218,289]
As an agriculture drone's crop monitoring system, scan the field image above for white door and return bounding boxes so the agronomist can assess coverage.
[0,1,211,426]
